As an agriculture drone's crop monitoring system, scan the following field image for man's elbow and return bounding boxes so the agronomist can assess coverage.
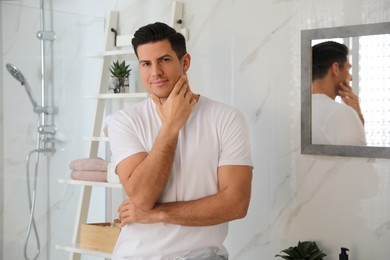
[230,189,251,220]
[128,194,156,211]
[229,201,249,220]
[235,205,249,219]
[124,183,157,211]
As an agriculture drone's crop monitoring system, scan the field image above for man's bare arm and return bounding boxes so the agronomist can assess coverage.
[116,127,178,211]
[118,165,253,226]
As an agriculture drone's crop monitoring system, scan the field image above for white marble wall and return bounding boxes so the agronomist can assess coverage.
[0,2,4,257]
[1,0,390,259]
[1,1,109,259]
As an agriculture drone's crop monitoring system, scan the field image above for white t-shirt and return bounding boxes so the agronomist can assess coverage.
[109,96,253,260]
[311,94,367,146]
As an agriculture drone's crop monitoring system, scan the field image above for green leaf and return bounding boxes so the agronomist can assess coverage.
[275,254,293,259]
[276,241,326,260]
[110,59,131,77]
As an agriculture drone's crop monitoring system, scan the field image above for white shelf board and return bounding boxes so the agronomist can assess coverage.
[83,136,109,142]
[84,92,148,100]
[58,179,122,188]
[116,35,132,47]
[87,48,136,58]
[56,244,112,258]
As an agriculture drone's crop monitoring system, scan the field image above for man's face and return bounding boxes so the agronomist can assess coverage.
[333,58,352,95]
[137,39,188,100]
[338,59,352,84]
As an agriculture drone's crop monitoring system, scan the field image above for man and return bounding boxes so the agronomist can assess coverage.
[311,41,367,146]
[108,22,253,260]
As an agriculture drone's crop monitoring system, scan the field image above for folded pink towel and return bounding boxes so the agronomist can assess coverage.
[71,171,107,182]
[69,157,109,171]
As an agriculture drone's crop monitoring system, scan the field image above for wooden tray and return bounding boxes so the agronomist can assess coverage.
[80,222,121,252]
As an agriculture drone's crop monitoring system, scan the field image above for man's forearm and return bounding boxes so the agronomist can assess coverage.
[119,124,179,210]
[154,200,244,226]
[151,188,250,226]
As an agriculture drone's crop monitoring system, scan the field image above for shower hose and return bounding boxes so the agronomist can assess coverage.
[24,133,52,260]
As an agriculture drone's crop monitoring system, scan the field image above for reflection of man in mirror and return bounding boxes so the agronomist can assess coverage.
[311,41,367,146]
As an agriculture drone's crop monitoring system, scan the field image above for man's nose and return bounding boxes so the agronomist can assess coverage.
[151,63,163,77]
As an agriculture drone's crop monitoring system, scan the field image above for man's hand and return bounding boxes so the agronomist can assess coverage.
[338,81,365,125]
[151,75,197,133]
[117,198,160,226]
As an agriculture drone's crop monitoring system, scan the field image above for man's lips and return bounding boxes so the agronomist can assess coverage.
[151,79,168,86]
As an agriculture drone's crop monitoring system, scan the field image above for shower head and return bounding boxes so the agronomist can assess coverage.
[6,63,39,109]
[6,63,26,85]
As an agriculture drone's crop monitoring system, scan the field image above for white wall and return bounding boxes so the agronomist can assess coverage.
[1,0,390,259]
[0,2,4,257]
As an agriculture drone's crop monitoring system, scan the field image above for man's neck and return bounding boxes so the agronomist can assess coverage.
[312,80,337,100]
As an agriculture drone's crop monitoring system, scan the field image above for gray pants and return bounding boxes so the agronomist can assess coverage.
[173,248,228,260]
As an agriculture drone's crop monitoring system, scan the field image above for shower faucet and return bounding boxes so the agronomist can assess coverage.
[38,124,57,153]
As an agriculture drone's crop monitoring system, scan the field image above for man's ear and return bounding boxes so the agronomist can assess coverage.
[182,53,191,72]
[330,62,340,76]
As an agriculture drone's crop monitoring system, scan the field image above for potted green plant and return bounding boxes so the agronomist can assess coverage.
[108,60,131,93]
[275,241,327,260]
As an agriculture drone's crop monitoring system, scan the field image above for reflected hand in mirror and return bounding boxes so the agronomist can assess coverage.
[311,41,367,146]
[338,80,365,125]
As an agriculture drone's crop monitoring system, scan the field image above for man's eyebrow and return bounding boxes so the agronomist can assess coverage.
[157,54,173,60]
[139,54,173,64]
[138,59,150,64]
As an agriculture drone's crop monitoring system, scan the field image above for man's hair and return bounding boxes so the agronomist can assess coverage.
[312,41,349,81]
[132,22,187,60]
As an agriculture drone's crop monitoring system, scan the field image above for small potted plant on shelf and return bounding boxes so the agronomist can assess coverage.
[275,241,327,260]
[108,60,131,93]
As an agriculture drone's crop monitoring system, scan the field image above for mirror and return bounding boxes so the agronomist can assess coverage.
[301,22,390,159]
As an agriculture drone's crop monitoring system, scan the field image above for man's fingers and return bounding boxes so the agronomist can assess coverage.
[151,93,162,107]
[172,75,187,95]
